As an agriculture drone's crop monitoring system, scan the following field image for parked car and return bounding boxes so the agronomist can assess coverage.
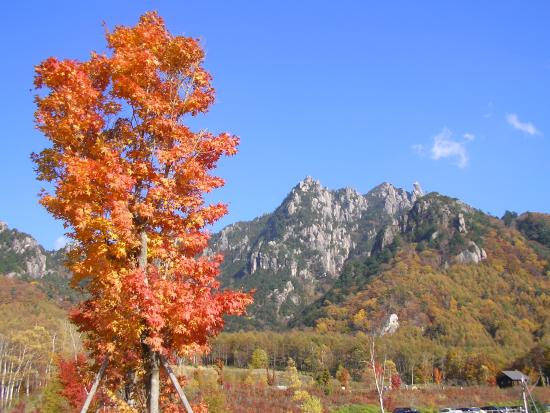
[393,408,421,413]
[458,408,485,413]
[481,407,503,413]
[440,408,461,413]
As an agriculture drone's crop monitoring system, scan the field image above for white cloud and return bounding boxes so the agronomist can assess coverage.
[54,236,68,250]
[431,129,469,168]
[414,128,473,168]
[506,113,539,135]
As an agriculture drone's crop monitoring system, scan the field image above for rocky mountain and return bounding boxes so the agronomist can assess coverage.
[0,221,56,278]
[210,178,550,338]
[2,177,549,351]
[0,221,76,305]
[210,177,426,328]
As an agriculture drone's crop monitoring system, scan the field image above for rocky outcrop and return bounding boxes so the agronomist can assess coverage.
[0,221,64,279]
[412,182,424,200]
[456,213,468,233]
[366,182,419,216]
[267,280,299,317]
[372,220,401,254]
[405,194,474,238]
[381,314,399,335]
[210,178,426,328]
[454,241,487,264]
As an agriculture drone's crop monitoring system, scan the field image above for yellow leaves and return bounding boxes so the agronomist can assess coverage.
[105,342,116,354]
[111,243,128,259]
[34,12,253,393]
[105,390,139,413]
[352,309,370,330]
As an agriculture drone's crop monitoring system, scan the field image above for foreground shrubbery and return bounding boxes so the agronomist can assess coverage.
[8,366,550,412]
[170,366,550,413]
[331,405,380,413]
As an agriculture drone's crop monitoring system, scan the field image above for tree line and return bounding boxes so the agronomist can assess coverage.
[204,330,550,386]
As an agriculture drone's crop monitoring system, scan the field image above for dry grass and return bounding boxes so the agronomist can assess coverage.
[172,365,550,412]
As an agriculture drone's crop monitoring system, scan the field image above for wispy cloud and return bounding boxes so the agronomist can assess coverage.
[413,128,471,169]
[506,113,539,135]
[431,129,469,168]
[54,236,68,250]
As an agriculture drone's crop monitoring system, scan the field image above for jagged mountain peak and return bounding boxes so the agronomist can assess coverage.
[287,179,423,216]
[366,181,423,199]
[412,181,424,198]
[0,221,56,279]
[210,178,550,331]
[213,179,436,329]
[296,175,322,191]
[365,181,421,216]
[367,181,396,193]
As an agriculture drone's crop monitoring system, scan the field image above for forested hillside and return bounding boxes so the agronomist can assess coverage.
[1,179,549,407]
[0,277,79,410]
[0,222,79,306]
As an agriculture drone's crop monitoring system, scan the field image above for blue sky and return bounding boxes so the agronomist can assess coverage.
[1,1,549,249]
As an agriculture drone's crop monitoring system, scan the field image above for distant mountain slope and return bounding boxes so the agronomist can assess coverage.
[208,177,423,329]
[0,222,78,305]
[209,179,550,345]
[516,212,550,248]
[2,177,549,359]
[0,221,54,278]
[292,194,550,360]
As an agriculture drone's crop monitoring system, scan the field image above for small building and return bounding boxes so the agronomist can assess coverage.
[496,370,529,388]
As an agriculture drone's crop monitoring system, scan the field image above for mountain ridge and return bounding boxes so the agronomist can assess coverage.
[209,178,500,329]
[206,179,550,365]
[0,220,77,305]
[1,178,549,344]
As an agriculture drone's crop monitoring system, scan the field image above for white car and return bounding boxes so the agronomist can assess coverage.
[439,408,462,413]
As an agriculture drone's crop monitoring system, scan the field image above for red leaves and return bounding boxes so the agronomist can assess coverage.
[391,374,402,389]
[33,11,253,407]
[58,354,89,412]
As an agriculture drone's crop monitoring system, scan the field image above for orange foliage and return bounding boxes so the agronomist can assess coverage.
[33,10,252,404]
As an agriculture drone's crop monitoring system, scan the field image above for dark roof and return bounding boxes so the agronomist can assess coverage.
[501,370,529,381]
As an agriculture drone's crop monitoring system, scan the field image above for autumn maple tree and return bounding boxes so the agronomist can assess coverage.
[33,11,252,412]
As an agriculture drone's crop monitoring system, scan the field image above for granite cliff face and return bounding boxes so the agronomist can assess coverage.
[1,221,48,278]
[0,221,66,279]
[210,178,427,328]
[0,222,83,305]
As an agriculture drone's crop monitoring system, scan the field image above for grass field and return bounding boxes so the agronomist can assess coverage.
[171,365,550,413]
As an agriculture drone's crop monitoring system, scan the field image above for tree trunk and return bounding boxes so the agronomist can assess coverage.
[369,337,386,413]
[139,230,148,282]
[80,358,108,413]
[139,230,161,413]
[148,351,160,413]
[160,355,194,413]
